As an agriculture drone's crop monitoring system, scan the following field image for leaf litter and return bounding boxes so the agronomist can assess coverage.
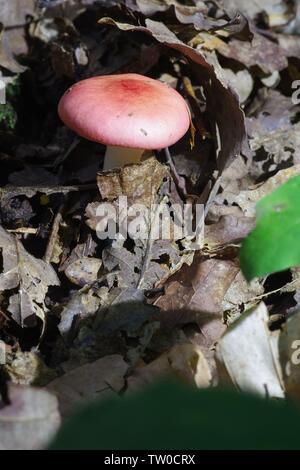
[1,0,300,448]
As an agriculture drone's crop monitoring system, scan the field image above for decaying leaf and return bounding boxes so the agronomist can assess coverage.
[95,287,158,335]
[155,256,239,317]
[58,282,157,340]
[103,236,182,290]
[0,383,60,450]
[0,226,60,326]
[213,165,300,219]
[220,0,293,26]
[65,257,102,286]
[87,158,194,290]
[86,158,168,231]
[96,157,168,207]
[127,342,214,391]
[5,351,57,386]
[216,302,284,398]
[0,0,34,73]
[214,31,288,74]
[222,271,264,319]
[153,256,239,348]
[204,214,255,249]
[47,355,128,415]
[58,283,104,337]
[279,312,300,402]
[247,89,300,173]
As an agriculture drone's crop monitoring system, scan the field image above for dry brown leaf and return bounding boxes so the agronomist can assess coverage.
[5,351,57,386]
[219,0,292,25]
[227,165,300,217]
[0,383,60,450]
[222,271,264,319]
[65,257,102,286]
[127,343,213,391]
[154,256,239,347]
[246,89,300,170]
[87,158,192,290]
[97,157,168,207]
[155,256,239,317]
[278,34,300,58]
[47,355,128,415]
[58,284,104,336]
[216,302,284,398]
[0,226,60,326]
[127,0,208,20]
[0,0,34,72]
[215,32,288,73]
[204,214,255,249]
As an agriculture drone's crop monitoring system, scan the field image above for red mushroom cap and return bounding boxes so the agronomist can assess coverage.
[58,74,190,149]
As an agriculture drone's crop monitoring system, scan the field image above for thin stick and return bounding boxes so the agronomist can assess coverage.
[0,183,97,199]
[204,176,223,218]
[0,183,97,201]
[164,148,187,198]
[52,137,80,169]
[137,197,167,290]
[43,204,64,263]
[7,227,38,235]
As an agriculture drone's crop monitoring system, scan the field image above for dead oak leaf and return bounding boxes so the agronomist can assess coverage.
[102,236,181,290]
[0,226,60,326]
[97,157,168,207]
[88,159,188,291]
[155,256,239,318]
[215,31,288,73]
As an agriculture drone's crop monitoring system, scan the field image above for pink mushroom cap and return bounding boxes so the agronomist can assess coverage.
[58,73,190,150]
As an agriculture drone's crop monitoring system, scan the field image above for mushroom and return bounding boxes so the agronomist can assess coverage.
[58,73,190,170]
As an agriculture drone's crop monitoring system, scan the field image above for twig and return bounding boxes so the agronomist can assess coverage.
[137,197,167,290]
[52,137,80,170]
[0,183,97,201]
[204,176,223,218]
[226,276,300,318]
[43,204,64,263]
[164,148,187,198]
[7,227,38,235]
[0,309,10,325]
[247,277,300,303]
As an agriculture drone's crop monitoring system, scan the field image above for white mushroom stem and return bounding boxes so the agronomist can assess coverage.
[103,145,145,170]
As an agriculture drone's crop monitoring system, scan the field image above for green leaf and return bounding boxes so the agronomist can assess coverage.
[240,174,300,281]
[50,379,300,450]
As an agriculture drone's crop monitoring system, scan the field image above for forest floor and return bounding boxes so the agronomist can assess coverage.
[1,0,300,449]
